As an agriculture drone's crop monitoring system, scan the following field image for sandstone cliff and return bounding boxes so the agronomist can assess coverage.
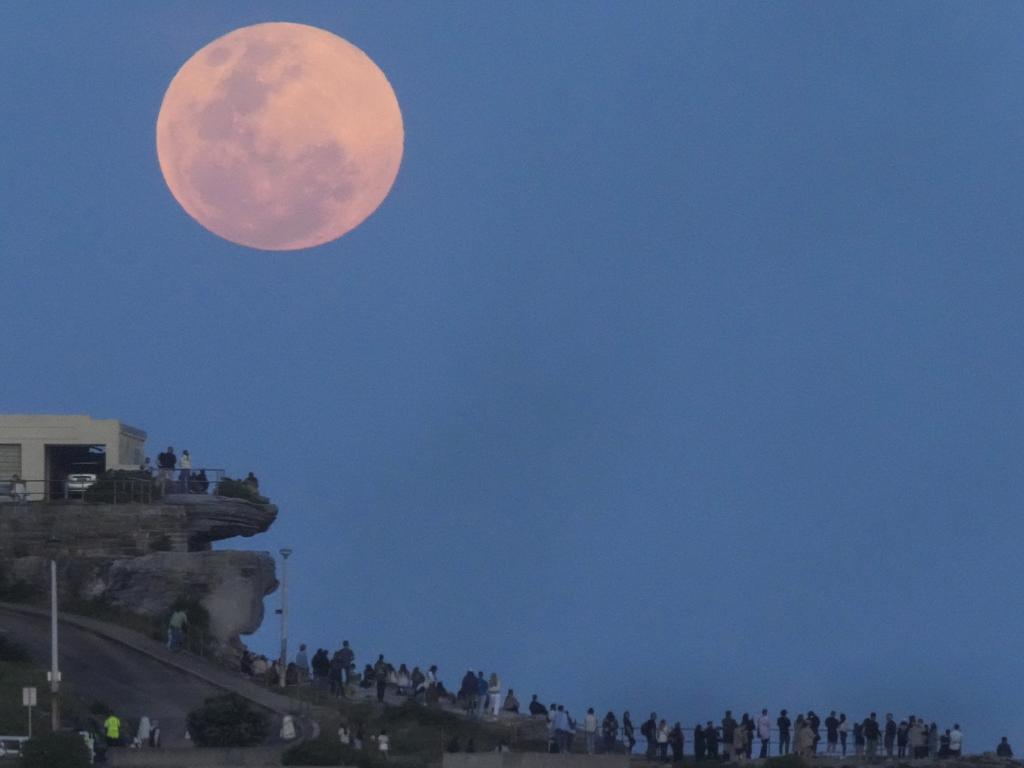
[0,495,279,661]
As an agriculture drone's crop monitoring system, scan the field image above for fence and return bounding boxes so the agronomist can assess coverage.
[0,468,227,504]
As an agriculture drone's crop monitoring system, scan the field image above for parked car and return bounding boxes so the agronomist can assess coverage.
[65,472,97,496]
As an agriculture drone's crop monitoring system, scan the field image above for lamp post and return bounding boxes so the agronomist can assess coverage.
[47,542,61,732]
[278,548,292,688]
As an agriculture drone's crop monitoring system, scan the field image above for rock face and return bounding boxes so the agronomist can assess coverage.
[0,497,277,558]
[0,496,279,661]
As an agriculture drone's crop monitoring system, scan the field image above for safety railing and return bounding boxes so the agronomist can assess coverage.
[0,468,228,504]
[0,735,28,757]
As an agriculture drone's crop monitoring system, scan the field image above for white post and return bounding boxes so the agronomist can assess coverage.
[50,559,59,731]
[278,548,292,688]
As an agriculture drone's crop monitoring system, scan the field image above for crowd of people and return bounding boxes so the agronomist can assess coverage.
[245,639,1011,761]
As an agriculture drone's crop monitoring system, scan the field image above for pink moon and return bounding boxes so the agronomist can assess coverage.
[156,22,404,251]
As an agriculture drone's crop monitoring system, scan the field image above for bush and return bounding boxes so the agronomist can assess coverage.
[186,693,270,747]
[216,477,266,503]
[0,636,32,663]
[83,470,160,504]
[21,731,91,768]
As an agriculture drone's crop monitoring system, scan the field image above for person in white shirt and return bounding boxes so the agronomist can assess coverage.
[377,729,390,757]
[949,725,963,756]
[758,710,772,758]
[584,708,599,754]
[488,673,502,717]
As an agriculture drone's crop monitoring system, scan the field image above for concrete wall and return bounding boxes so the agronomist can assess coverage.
[0,413,147,483]
[444,753,629,768]
[106,746,283,767]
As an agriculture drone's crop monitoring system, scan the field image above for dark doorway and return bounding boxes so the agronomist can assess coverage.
[46,444,106,498]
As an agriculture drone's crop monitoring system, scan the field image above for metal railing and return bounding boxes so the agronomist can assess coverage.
[0,735,28,757]
[0,468,228,504]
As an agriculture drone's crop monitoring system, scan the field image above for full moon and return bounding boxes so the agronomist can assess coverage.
[156,22,403,251]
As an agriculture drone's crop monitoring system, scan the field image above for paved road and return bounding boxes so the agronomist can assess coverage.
[0,606,226,747]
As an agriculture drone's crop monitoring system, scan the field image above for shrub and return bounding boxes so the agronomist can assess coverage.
[21,730,91,768]
[0,636,32,663]
[83,470,160,504]
[186,693,270,747]
[216,476,266,503]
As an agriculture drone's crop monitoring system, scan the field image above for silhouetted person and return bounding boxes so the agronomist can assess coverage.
[777,709,791,755]
[529,694,547,716]
[997,738,1013,758]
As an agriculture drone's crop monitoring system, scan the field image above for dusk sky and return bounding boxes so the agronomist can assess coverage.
[3,0,1024,750]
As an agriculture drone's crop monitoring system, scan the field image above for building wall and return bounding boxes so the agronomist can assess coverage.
[0,414,148,482]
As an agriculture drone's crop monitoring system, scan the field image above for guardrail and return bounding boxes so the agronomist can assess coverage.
[0,735,27,757]
[0,468,228,504]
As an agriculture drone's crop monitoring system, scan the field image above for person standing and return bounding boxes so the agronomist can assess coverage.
[643,713,659,760]
[758,710,772,758]
[896,721,909,758]
[777,709,791,755]
[997,737,1013,757]
[721,711,737,762]
[884,714,896,757]
[585,708,598,754]
[167,607,188,651]
[602,711,619,753]
[178,449,192,492]
[623,711,636,754]
[488,673,502,717]
[796,719,815,758]
[864,713,881,757]
[670,722,684,763]
[294,644,309,683]
[694,723,706,761]
[339,641,355,685]
[476,672,489,718]
[732,719,748,763]
[657,719,670,762]
[825,711,839,754]
[374,655,388,704]
[104,711,122,748]
[838,713,850,756]
[705,722,719,761]
[949,724,963,757]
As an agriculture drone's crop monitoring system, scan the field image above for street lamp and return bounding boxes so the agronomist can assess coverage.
[46,538,61,731]
[278,548,292,688]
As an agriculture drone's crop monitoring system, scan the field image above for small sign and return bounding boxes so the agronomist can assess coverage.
[22,687,36,707]
[46,671,61,682]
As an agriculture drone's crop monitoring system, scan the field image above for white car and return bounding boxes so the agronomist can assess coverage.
[65,473,97,496]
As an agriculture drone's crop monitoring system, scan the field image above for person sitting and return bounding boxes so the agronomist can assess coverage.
[240,650,254,676]
[191,469,209,494]
[529,694,547,716]
[244,471,259,489]
[8,474,27,501]
[285,662,299,686]
[997,737,1013,757]
[503,689,520,713]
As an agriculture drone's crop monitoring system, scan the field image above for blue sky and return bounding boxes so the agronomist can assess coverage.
[3,0,1024,750]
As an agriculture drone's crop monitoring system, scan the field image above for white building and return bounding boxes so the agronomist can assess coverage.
[0,414,146,498]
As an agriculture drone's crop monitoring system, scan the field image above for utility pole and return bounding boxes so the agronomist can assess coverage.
[49,557,60,731]
[278,548,292,688]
